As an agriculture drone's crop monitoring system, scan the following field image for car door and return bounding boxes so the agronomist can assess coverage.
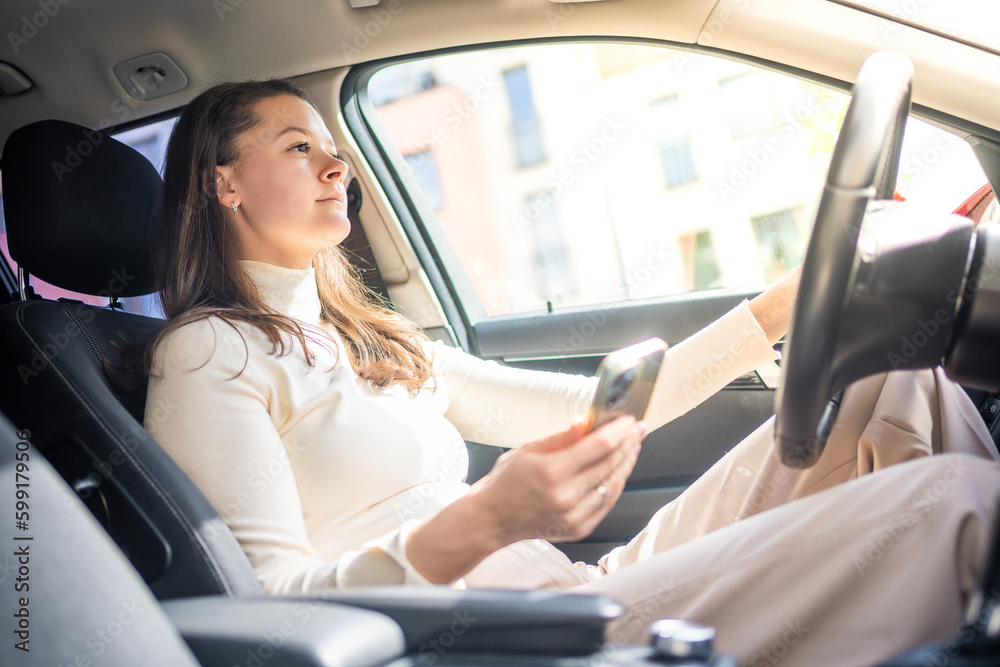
[342,40,990,562]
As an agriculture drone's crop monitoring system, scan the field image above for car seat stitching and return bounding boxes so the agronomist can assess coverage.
[14,301,238,595]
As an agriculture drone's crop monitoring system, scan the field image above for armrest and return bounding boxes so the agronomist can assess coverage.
[162,596,406,667]
[312,588,625,656]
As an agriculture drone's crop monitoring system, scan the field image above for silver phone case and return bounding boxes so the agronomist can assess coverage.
[587,337,667,431]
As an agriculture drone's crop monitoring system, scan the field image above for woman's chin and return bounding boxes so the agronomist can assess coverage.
[322,217,352,246]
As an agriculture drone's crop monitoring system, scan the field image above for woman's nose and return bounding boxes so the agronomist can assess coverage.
[323,154,349,182]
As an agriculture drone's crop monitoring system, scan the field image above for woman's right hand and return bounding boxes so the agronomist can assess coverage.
[470,416,646,544]
[405,416,645,583]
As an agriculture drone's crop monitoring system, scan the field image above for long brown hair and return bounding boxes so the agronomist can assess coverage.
[140,79,432,392]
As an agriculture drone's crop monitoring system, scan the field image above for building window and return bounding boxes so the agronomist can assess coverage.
[650,95,697,188]
[680,230,721,291]
[526,191,574,300]
[504,66,547,167]
[403,150,444,211]
[369,62,437,106]
[719,71,779,140]
[751,209,803,282]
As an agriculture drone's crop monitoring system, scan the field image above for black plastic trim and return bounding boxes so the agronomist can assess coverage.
[341,67,474,353]
[313,588,624,656]
[163,597,406,667]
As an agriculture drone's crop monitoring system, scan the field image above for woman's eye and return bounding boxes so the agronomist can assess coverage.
[291,142,311,153]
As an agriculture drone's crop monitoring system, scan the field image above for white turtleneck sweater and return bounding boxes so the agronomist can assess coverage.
[144,259,779,593]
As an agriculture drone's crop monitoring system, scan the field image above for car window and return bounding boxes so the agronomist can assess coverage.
[365,42,988,318]
[0,116,176,317]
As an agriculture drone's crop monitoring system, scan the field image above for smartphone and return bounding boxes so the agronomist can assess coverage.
[586,337,668,432]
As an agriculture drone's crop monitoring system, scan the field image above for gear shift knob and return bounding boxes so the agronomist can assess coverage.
[649,619,715,661]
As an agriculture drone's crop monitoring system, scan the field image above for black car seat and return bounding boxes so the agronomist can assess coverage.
[0,119,263,599]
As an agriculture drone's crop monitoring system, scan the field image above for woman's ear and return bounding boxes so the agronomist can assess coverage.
[215,166,239,210]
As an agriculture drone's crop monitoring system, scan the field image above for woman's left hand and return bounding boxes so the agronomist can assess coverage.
[748,263,802,345]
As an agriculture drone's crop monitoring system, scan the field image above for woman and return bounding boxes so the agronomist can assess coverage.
[142,79,1000,665]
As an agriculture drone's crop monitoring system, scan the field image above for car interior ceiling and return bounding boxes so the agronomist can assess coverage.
[6,1,1000,665]
[1,0,1000,149]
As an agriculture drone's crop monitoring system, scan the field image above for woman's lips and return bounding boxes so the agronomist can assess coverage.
[318,193,346,206]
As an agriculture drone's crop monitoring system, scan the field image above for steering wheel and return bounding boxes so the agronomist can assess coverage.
[775,51,914,468]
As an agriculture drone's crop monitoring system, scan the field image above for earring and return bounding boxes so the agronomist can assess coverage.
[232,202,239,216]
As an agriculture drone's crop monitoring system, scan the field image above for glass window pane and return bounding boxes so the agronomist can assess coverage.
[526,191,575,300]
[751,209,804,282]
[503,66,547,167]
[719,72,779,140]
[366,43,987,318]
[650,95,697,188]
[403,150,444,210]
[680,230,722,291]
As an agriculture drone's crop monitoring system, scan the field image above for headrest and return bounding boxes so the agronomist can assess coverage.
[1,119,161,297]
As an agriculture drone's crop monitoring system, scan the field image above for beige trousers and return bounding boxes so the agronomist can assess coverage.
[462,368,1000,666]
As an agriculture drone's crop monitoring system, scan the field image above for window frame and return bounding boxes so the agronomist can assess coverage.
[340,36,1000,347]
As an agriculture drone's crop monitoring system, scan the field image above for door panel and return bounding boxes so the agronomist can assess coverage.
[351,40,990,564]
[467,289,778,562]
